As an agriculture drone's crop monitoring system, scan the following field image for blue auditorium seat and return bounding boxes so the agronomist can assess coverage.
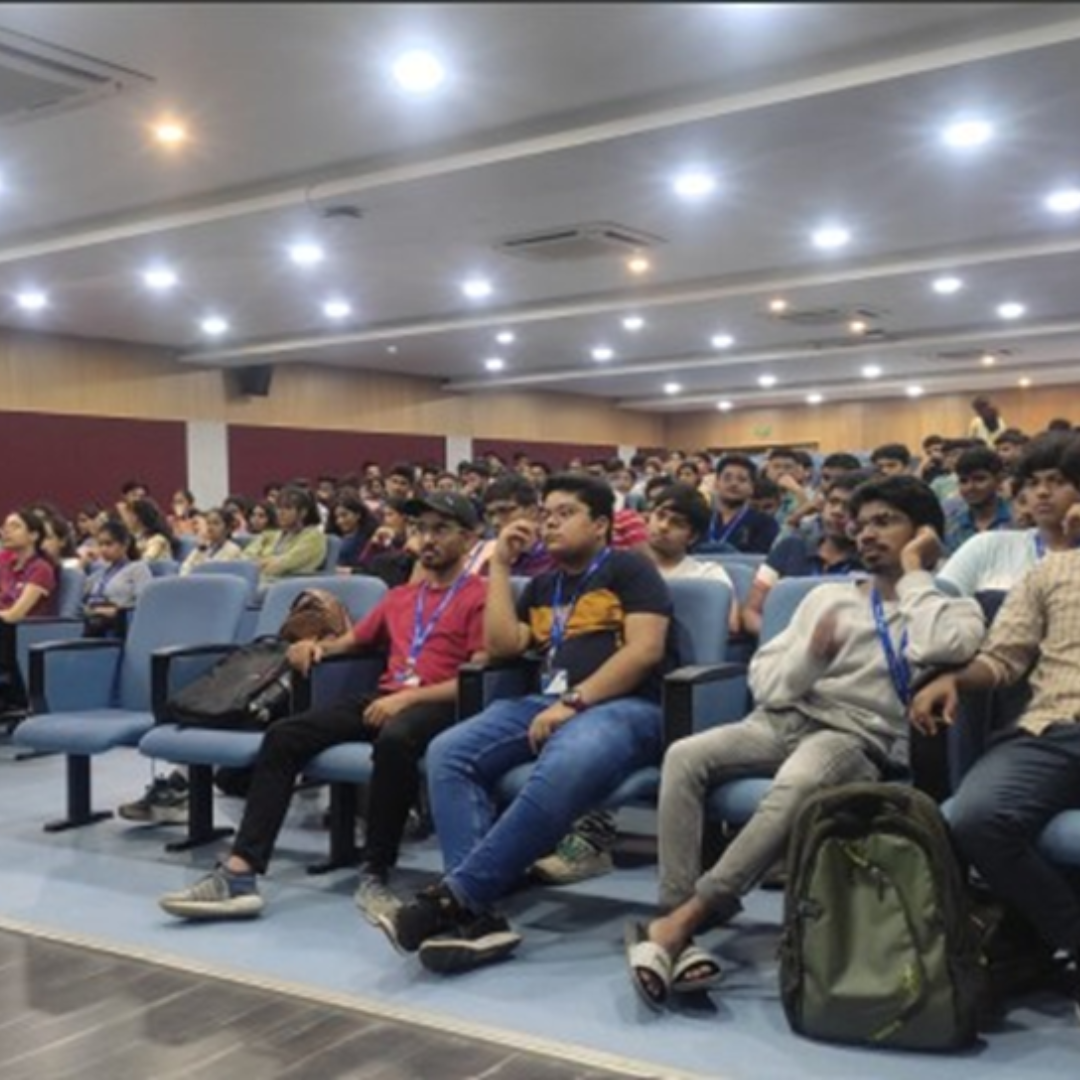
[188,559,261,601]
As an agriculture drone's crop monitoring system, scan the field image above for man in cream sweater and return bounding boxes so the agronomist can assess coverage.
[626,475,986,1010]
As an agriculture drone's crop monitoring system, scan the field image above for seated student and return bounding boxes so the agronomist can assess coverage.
[995,428,1029,471]
[918,435,948,485]
[158,493,488,921]
[741,471,868,638]
[0,508,58,623]
[168,488,201,537]
[179,507,245,575]
[930,439,977,503]
[533,483,738,887]
[937,432,1080,595]
[242,485,327,586]
[383,463,416,504]
[29,502,81,570]
[330,495,379,574]
[73,503,105,566]
[942,446,1013,554]
[751,476,783,521]
[870,442,912,477]
[478,475,554,579]
[694,454,779,555]
[119,497,176,562]
[764,447,812,526]
[243,499,275,538]
[911,467,1080,1016]
[780,453,863,545]
[358,499,422,589]
[625,475,985,1009]
[373,473,674,973]
[82,520,153,637]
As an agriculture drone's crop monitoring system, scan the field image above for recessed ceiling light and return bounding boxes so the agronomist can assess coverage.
[461,277,493,300]
[862,364,883,379]
[997,301,1025,320]
[768,298,788,313]
[806,393,824,405]
[980,352,996,367]
[1045,188,1080,214]
[322,299,352,320]
[942,118,993,149]
[1018,376,1032,388]
[622,315,645,332]
[143,267,178,290]
[758,373,777,388]
[848,319,868,335]
[710,333,735,350]
[591,346,614,362]
[15,291,47,311]
[717,400,733,412]
[663,382,682,395]
[932,276,964,295]
[484,357,505,372]
[495,330,516,345]
[906,385,925,398]
[626,255,651,275]
[392,50,446,94]
[672,170,717,199]
[386,345,398,354]
[288,243,324,267]
[811,225,851,250]
[152,120,188,147]
[200,316,228,336]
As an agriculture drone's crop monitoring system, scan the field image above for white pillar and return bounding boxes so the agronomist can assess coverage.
[618,444,637,465]
[186,420,230,507]
[446,435,473,471]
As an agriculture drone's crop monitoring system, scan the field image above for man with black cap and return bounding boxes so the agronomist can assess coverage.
[158,492,487,923]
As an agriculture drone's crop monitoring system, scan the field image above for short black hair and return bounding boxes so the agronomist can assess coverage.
[870,442,912,466]
[848,475,945,537]
[1047,418,1073,433]
[650,483,711,539]
[1061,439,1080,489]
[922,434,944,450]
[542,473,615,522]
[826,468,874,494]
[715,453,758,478]
[753,476,781,501]
[995,428,1029,448]
[387,463,415,482]
[1015,432,1080,486]
[822,452,862,472]
[120,479,149,496]
[956,446,1004,479]
[483,473,539,508]
[794,449,814,470]
[767,446,799,463]
[275,485,322,527]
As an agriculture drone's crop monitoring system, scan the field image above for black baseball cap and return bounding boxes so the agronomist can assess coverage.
[402,492,479,529]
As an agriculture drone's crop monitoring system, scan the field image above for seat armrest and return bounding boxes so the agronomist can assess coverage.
[291,649,387,713]
[663,662,748,746]
[151,643,241,722]
[458,656,542,720]
[28,638,123,714]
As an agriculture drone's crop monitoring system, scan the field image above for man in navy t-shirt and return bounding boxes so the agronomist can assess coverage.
[694,454,779,555]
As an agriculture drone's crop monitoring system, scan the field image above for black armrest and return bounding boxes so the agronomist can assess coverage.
[28,638,123,713]
[663,662,748,746]
[457,655,542,720]
[291,648,387,713]
[151,643,241,722]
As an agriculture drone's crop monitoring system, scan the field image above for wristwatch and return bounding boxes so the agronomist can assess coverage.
[560,689,589,713]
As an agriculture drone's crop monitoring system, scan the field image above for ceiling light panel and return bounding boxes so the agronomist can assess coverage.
[392,50,446,94]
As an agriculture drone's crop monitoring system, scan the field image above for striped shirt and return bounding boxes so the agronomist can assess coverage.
[977,550,1080,734]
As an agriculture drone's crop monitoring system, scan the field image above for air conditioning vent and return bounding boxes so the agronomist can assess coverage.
[772,305,886,328]
[0,26,153,127]
[494,221,666,262]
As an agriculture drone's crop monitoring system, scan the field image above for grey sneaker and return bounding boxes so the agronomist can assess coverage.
[532,831,615,885]
[158,867,263,920]
[354,868,401,926]
[119,771,188,824]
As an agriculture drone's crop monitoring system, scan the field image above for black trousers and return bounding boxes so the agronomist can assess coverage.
[231,694,457,874]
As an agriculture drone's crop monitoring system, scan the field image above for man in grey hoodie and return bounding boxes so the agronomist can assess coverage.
[627,475,986,1009]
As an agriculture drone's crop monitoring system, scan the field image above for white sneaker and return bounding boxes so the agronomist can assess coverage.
[159,867,263,920]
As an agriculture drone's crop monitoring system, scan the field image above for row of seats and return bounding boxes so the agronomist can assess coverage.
[147,532,344,579]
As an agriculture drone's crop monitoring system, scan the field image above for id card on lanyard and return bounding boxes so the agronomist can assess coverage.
[542,548,612,694]
[871,588,911,708]
[396,561,476,686]
[708,504,749,547]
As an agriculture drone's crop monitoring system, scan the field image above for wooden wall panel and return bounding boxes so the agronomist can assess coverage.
[472,438,619,469]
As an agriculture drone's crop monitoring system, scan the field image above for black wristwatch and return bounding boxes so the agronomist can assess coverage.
[560,689,588,713]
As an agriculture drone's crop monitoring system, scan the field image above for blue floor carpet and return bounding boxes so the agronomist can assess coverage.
[0,745,1076,1079]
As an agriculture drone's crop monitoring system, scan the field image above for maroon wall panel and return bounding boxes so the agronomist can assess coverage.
[228,426,445,497]
[0,410,187,516]
[472,438,618,470]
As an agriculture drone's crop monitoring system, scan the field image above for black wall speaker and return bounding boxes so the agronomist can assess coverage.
[236,365,274,397]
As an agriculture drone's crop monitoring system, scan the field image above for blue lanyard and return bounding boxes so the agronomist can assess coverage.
[404,548,482,671]
[1035,533,1046,560]
[708,504,749,545]
[871,588,911,707]
[89,561,125,603]
[548,548,612,660]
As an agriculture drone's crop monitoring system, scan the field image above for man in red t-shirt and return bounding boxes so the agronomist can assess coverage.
[159,493,487,922]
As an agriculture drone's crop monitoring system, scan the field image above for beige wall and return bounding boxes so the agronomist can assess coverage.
[665,384,1080,453]
[0,330,664,447]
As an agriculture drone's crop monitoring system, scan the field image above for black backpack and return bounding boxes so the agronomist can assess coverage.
[778,783,987,1052]
[166,638,293,731]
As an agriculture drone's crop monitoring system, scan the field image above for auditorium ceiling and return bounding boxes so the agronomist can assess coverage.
[1,3,1079,413]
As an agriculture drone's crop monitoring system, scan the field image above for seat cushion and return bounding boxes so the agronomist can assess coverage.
[494,764,661,809]
[13,710,155,755]
[705,777,773,826]
[303,743,375,784]
[139,724,264,768]
[938,797,1080,869]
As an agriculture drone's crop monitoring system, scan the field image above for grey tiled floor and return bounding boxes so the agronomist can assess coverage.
[0,930,652,1080]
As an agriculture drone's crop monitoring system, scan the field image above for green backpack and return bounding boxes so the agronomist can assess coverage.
[778,783,987,1052]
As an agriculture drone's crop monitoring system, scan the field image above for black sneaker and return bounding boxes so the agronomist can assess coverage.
[373,884,461,955]
[418,911,522,975]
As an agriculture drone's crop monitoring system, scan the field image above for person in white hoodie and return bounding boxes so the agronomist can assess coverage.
[626,474,986,1010]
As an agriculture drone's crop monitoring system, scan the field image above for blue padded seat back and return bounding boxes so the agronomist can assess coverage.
[57,564,86,619]
[321,534,343,570]
[189,559,261,599]
[117,576,250,711]
[667,578,731,667]
[255,575,387,638]
[760,576,848,644]
[148,559,180,578]
[720,562,754,607]
[174,535,200,561]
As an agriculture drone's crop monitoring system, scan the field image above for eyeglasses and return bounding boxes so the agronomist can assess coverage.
[485,503,520,521]
[848,511,909,538]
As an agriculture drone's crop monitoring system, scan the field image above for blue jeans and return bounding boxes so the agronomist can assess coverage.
[948,723,1080,951]
[426,694,663,911]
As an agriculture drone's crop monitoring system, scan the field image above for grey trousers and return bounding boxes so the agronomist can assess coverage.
[658,708,883,912]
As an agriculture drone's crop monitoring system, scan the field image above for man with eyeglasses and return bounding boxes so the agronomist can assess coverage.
[375,473,674,973]
[626,475,984,1010]
[158,493,488,923]
[476,474,554,579]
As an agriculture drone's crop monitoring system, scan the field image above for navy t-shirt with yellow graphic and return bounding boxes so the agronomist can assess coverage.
[516,549,676,701]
